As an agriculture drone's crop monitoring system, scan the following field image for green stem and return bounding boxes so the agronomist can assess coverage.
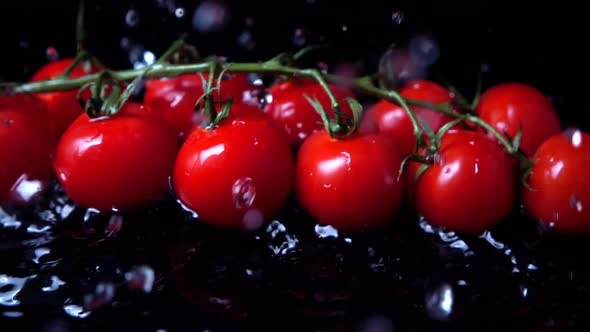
[204,61,218,123]
[301,68,343,129]
[76,0,86,51]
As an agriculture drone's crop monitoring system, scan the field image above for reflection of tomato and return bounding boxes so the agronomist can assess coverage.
[360,80,456,158]
[523,130,590,234]
[295,130,404,232]
[475,83,561,157]
[144,73,259,140]
[173,111,294,230]
[53,102,178,212]
[264,80,355,146]
[409,130,515,233]
[30,58,100,134]
[0,94,57,200]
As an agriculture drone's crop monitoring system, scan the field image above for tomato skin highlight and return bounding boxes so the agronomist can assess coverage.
[295,131,404,232]
[475,82,561,157]
[30,58,100,134]
[53,102,179,212]
[410,130,515,233]
[264,80,355,146]
[360,79,456,158]
[0,94,57,200]
[144,73,259,140]
[523,130,590,234]
[173,112,294,230]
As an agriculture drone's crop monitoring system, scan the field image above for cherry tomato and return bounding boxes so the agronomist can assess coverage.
[30,58,100,134]
[173,111,294,230]
[360,79,456,158]
[0,94,57,200]
[264,80,355,146]
[475,82,561,156]
[144,73,260,140]
[409,129,515,233]
[523,130,590,233]
[295,131,404,232]
[53,102,178,211]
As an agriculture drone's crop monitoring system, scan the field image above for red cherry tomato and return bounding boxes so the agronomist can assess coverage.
[0,94,57,200]
[360,79,456,158]
[144,73,259,140]
[523,130,590,233]
[295,131,404,232]
[30,58,100,134]
[53,102,178,211]
[475,82,561,156]
[264,80,355,146]
[409,130,515,233]
[173,111,294,230]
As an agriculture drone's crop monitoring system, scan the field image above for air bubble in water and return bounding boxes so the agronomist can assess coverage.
[232,177,256,209]
[125,9,140,27]
[425,282,454,320]
[570,195,584,213]
[392,10,405,24]
[242,209,264,231]
[293,28,306,47]
[84,283,115,309]
[237,30,256,50]
[409,35,440,66]
[125,265,155,293]
[46,47,59,61]
[192,1,228,32]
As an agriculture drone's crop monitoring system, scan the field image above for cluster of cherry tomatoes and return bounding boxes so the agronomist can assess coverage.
[1,56,588,235]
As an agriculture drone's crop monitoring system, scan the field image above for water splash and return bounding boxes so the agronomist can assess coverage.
[265,220,299,255]
[105,214,123,236]
[125,265,155,293]
[42,276,66,292]
[391,10,405,24]
[84,282,115,309]
[231,177,256,209]
[63,304,91,318]
[425,282,454,320]
[9,174,45,204]
[314,224,339,239]
[0,274,34,306]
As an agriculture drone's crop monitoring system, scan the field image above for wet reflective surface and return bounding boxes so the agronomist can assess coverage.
[1,182,590,331]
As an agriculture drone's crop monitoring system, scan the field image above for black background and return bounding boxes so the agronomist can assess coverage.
[0,0,587,128]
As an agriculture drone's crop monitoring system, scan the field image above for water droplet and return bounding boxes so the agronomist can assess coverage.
[232,177,256,209]
[480,63,490,73]
[391,10,405,24]
[314,224,339,239]
[125,265,155,293]
[479,230,505,249]
[120,37,130,49]
[192,1,228,32]
[32,247,50,264]
[292,28,306,47]
[242,209,264,230]
[409,35,440,66]
[570,195,584,213]
[174,7,185,18]
[18,40,30,49]
[341,24,348,32]
[358,314,394,332]
[84,282,115,309]
[520,285,529,298]
[425,282,454,320]
[265,220,299,255]
[237,30,256,50]
[142,50,155,66]
[46,47,59,61]
[83,208,100,223]
[63,304,91,318]
[564,128,583,148]
[105,215,123,236]
[3,311,24,318]
[9,174,45,204]
[457,280,468,286]
[527,263,539,271]
[125,9,140,27]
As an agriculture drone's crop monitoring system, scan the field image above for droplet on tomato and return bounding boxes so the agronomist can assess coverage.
[564,128,583,148]
[231,177,256,209]
[570,195,584,213]
[176,199,199,219]
[125,265,155,293]
[425,282,454,320]
[242,208,264,231]
[84,282,115,310]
